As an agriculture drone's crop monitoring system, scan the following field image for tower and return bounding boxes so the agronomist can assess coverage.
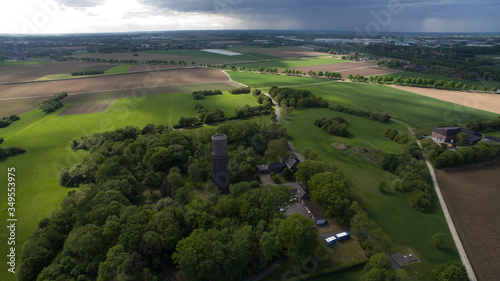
[211,134,229,194]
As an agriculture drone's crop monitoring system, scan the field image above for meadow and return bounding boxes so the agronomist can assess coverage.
[228,71,329,88]
[281,107,460,281]
[0,88,262,279]
[234,56,346,70]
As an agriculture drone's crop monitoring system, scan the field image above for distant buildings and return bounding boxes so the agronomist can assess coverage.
[431,127,482,144]
[212,134,229,194]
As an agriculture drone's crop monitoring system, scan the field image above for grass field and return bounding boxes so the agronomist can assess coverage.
[297,82,498,129]
[380,71,500,89]
[35,73,73,80]
[281,108,460,281]
[0,61,41,66]
[234,56,346,70]
[228,71,329,88]
[104,64,133,74]
[0,88,262,280]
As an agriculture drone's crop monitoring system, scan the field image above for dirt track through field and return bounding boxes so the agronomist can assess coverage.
[388,85,500,114]
[0,68,229,99]
[437,160,500,281]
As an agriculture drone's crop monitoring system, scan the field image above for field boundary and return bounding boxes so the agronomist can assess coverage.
[417,140,477,281]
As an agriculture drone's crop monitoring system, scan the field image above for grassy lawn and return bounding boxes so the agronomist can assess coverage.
[235,56,346,70]
[282,108,460,281]
[379,71,500,89]
[228,71,330,88]
[0,89,262,280]
[104,64,133,74]
[296,82,497,129]
[0,61,42,66]
[196,92,260,118]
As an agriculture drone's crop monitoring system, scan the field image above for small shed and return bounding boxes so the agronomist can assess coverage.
[300,194,326,225]
[284,154,300,171]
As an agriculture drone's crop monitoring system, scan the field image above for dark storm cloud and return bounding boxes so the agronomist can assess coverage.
[56,0,105,7]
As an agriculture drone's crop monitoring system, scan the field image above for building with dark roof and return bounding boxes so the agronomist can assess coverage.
[284,154,300,171]
[431,127,482,144]
[300,194,326,225]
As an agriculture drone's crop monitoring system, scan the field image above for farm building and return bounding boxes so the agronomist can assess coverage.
[300,194,326,225]
[256,162,284,174]
[256,154,301,174]
[431,127,482,144]
[283,154,300,171]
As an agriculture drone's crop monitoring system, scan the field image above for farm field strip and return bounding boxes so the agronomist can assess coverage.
[0,68,230,99]
[386,85,500,114]
[436,160,500,281]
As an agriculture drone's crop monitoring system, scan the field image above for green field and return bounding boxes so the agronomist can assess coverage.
[35,73,73,81]
[228,71,330,88]
[298,82,497,129]
[282,107,460,281]
[0,61,41,66]
[0,89,262,280]
[235,56,346,70]
[104,64,133,74]
[380,71,500,89]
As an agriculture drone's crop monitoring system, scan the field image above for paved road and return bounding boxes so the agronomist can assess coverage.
[417,140,477,281]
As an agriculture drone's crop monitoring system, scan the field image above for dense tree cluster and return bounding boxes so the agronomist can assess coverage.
[71,69,104,76]
[314,117,349,137]
[37,92,68,113]
[466,116,500,132]
[0,146,26,160]
[308,172,351,223]
[329,104,390,123]
[383,129,434,213]
[19,121,312,281]
[191,90,223,100]
[362,253,398,281]
[431,262,468,281]
[268,86,328,108]
[0,114,20,128]
[255,93,273,108]
[233,104,273,119]
[229,86,252,95]
[421,138,500,169]
[194,103,225,124]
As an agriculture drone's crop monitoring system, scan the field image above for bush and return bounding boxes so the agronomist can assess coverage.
[38,92,68,113]
[329,103,390,123]
[71,69,104,76]
[314,117,349,137]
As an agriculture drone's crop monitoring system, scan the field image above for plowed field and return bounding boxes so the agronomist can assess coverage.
[437,160,500,281]
[0,68,229,99]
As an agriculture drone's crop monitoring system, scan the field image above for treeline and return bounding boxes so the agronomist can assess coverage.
[234,104,273,119]
[308,70,342,79]
[269,86,329,108]
[329,103,390,123]
[382,129,434,213]
[421,138,500,169]
[70,69,104,76]
[363,73,498,92]
[192,89,222,100]
[67,56,196,66]
[38,92,68,113]
[19,122,304,280]
[466,116,500,132]
[229,86,252,95]
[0,114,20,128]
[314,117,349,137]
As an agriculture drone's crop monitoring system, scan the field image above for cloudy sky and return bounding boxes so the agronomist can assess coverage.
[1,0,499,34]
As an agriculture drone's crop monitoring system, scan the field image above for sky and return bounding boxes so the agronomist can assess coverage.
[1,0,499,34]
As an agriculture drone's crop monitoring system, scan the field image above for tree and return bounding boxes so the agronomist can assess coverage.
[363,253,395,281]
[265,138,288,161]
[187,163,201,187]
[456,132,468,146]
[376,179,388,193]
[431,262,468,281]
[294,160,332,187]
[308,172,351,223]
[433,232,445,248]
[278,214,317,264]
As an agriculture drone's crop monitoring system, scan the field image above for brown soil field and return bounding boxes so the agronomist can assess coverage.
[388,85,500,114]
[0,82,239,116]
[0,61,116,83]
[437,160,500,281]
[0,68,229,99]
[58,100,116,115]
[283,61,402,77]
[0,97,47,116]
